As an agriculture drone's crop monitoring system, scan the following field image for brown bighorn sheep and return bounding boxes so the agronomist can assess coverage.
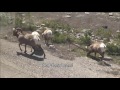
[13,28,46,58]
[41,27,53,45]
[87,41,106,60]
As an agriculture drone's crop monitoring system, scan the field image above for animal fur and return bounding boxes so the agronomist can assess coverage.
[87,41,106,60]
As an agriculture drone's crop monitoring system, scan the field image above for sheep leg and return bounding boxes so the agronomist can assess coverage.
[51,38,53,44]
[45,39,46,44]
[38,46,46,59]
[43,52,46,59]
[100,52,104,60]
[42,49,46,59]
[24,44,27,53]
[31,47,32,52]
[30,52,35,56]
[19,43,22,51]
[41,47,46,59]
[95,52,97,57]
[87,51,91,56]
[45,39,48,46]
[29,46,34,56]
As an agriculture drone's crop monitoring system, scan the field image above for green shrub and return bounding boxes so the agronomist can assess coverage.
[42,20,71,32]
[15,17,23,28]
[115,33,120,41]
[95,28,112,39]
[0,13,12,26]
[42,20,75,44]
[14,13,36,31]
[106,43,120,55]
[79,33,91,46]
[53,32,67,43]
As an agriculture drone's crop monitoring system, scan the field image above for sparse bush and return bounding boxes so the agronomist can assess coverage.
[79,32,91,46]
[115,33,120,41]
[106,43,120,55]
[15,17,23,28]
[95,28,112,40]
[0,13,13,26]
[14,12,36,31]
[42,20,71,32]
[53,32,67,43]
[42,20,75,44]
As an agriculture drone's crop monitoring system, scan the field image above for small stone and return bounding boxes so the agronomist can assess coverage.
[85,12,90,14]
[4,35,8,39]
[104,56,113,61]
[109,13,113,16]
[49,45,56,51]
[41,24,45,26]
[116,30,120,33]
[63,15,71,18]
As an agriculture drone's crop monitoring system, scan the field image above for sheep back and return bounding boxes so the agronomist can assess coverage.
[88,42,106,53]
[43,29,52,38]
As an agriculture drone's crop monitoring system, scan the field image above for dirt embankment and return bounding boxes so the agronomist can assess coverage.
[0,39,120,78]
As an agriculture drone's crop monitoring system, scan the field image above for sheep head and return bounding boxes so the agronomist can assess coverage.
[16,27,22,33]
[13,28,18,36]
[12,27,22,38]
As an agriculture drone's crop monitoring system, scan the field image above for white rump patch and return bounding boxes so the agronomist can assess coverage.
[100,43,106,48]
[100,43,106,52]
[32,31,40,44]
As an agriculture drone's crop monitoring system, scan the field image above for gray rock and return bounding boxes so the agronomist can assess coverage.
[41,24,45,26]
[116,30,120,33]
[4,35,8,39]
[63,15,71,18]
[85,12,90,14]
[109,13,113,16]
[49,45,56,50]
[76,14,84,17]
[104,56,113,61]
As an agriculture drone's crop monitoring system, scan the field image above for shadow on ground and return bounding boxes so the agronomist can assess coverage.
[87,55,101,61]
[16,52,44,61]
[87,55,111,67]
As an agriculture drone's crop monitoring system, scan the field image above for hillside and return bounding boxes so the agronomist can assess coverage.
[0,12,120,78]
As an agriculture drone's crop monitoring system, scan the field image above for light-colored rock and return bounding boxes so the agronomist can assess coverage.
[49,45,56,50]
[4,35,8,39]
[76,14,84,17]
[109,13,113,16]
[22,21,26,24]
[85,12,90,14]
[41,24,45,26]
[116,30,120,33]
[63,15,71,18]
[104,56,113,61]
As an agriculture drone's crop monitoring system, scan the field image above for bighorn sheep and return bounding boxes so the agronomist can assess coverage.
[41,27,53,45]
[13,28,46,58]
[87,41,106,60]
